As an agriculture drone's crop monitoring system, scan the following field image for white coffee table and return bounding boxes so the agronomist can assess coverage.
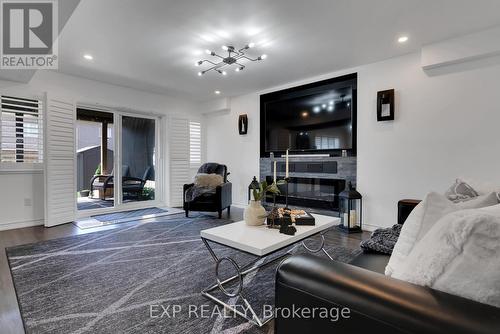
[200,213,340,327]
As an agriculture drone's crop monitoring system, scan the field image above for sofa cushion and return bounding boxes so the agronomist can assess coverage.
[445,178,479,203]
[385,192,499,276]
[349,252,389,274]
[392,204,500,308]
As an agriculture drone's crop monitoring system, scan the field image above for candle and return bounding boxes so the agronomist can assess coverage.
[273,161,277,183]
[285,149,289,178]
[343,213,348,228]
[349,210,357,228]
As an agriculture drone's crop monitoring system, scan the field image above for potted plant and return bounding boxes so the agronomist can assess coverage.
[244,180,283,226]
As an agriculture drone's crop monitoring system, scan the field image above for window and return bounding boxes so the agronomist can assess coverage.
[314,136,340,150]
[189,121,201,166]
[0,95,43,164]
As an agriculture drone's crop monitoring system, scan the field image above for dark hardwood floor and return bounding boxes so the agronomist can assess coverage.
[0,207,369,334]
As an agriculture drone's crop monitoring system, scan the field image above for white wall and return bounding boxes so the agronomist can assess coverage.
[0,71,199,230]
[206,52,500,229]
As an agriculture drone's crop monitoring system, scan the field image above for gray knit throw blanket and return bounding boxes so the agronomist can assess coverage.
[360,224,402,254]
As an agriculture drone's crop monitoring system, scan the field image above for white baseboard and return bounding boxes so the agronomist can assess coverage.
[0,219,44,231]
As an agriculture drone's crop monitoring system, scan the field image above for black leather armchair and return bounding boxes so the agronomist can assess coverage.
[275,200,500,334]
[183,163,232,219]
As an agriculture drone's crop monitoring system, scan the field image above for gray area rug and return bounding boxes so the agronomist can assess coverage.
[6,214,361,334]
[92,207,168,222]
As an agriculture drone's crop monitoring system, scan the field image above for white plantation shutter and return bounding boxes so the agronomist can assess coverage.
[44,96,76,227]
[0,95,44,164]
[169,117,190,207]
[189,121,201,166]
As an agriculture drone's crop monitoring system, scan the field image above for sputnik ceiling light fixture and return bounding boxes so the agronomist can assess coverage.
[195,43,267,76]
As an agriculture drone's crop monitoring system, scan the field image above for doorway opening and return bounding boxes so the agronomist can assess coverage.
[76,109,115,211]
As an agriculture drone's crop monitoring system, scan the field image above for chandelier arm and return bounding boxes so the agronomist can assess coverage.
[233,53,246,60]
[239,55,260,62]
[212,53,225,59]
[203,64,219,73]
[200,59,218,66]
[234,49,245,56]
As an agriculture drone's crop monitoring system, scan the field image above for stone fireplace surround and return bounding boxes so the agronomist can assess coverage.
[259,156,356,214]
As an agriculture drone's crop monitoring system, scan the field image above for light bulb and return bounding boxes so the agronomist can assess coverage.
[248,42,255,48]
[261,54,267,59]
[235,67,240,72]
[197,71,202,76]
[83,54,93,60]
[222,45,229,51]
[222,71,227,76]
[398,36,409,43]
[205,49,212,55]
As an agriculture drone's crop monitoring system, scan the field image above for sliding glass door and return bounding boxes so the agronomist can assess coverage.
[121,115,156,203]
[76,109,159,215]
[76,109,115,211]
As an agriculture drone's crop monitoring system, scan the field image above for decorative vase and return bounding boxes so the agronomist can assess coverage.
[244,200,267,226]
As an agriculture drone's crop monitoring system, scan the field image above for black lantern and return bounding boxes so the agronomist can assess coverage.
[248,176,260,202]
[338,181,362,233]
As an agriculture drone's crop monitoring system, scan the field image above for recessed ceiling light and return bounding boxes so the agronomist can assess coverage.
[398,36,409,43]
[214,90,221,95]
[301,111,309,117]
[83,54,93,60]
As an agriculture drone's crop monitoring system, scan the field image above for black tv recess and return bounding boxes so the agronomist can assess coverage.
[260,73,357,158]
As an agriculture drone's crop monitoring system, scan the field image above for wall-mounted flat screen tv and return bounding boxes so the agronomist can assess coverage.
[260,73,357,157]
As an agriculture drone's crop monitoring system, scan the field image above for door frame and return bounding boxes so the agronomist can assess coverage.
[75,106,164,219]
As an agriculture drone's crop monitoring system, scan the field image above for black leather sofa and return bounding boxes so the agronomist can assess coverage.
[183,163,232,219]
[275,207,500,333]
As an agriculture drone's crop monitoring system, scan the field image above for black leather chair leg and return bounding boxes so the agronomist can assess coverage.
[185,210,189,218]
[218,210,222,219]
[227,206,230,216]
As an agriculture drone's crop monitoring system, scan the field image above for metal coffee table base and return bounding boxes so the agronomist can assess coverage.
[201,231,333,327]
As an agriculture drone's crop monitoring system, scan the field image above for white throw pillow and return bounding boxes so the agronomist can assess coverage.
[194,173,223,188]
[392,204,500,307]
[385,192,499,276]
[444,178,479,203]
[462,178,500,202]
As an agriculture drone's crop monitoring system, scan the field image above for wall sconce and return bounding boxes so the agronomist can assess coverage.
[238,114,248,134]
[377,89,394,121]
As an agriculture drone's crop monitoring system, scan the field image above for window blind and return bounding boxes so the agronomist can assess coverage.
[0,95,43,163]
[189,121,201,166]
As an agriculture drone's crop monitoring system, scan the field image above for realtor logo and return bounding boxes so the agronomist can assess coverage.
[1,0,58,69]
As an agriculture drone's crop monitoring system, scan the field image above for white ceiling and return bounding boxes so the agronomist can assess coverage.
[54,0,500,101]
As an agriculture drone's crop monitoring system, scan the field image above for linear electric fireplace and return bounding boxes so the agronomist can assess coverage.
[265,176,345,211]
